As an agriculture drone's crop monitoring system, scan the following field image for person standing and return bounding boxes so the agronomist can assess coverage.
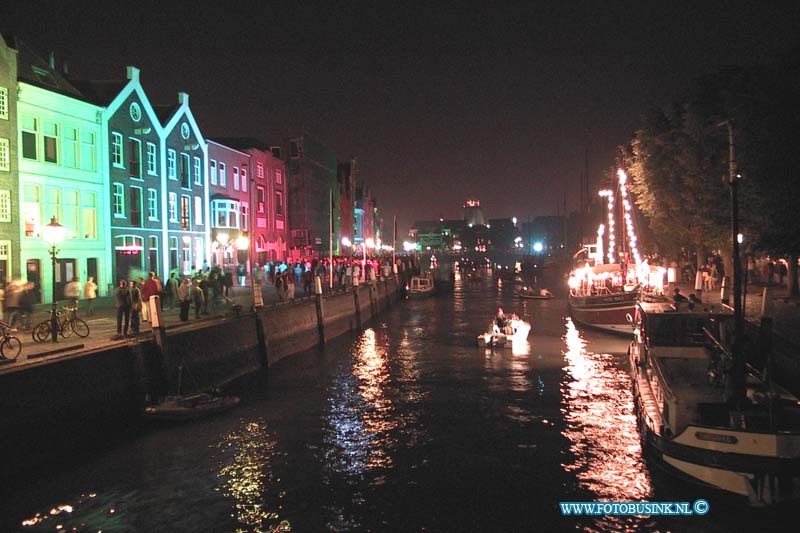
[165,272,179,310]
[192,278,204,319]
[141,274,156,322]
[237,263,247,286]
[114,279,131,338]
[129,280,143,336]
[177,278,192,321]
[84,276,98,316]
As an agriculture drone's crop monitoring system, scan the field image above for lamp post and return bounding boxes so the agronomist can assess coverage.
[42,216,68,343]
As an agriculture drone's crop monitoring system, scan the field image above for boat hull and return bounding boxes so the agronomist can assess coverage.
[630,345,800,505]
[568,292,637,335]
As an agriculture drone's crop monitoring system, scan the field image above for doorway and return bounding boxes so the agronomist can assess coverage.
[56,258,76,301]
[26,259,42,304]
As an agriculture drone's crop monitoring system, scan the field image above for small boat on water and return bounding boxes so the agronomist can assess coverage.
[143,392,240,421]
[477,318,531,348]
[629,300,800,505]
[408,271,435,296]
[516,286,552,299]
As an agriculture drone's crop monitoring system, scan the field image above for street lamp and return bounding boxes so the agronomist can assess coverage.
[42,216,68,343]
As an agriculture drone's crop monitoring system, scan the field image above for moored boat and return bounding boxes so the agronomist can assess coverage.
[408,271,435,296]
[568,263,639,335]
[629,300,800,505]
[143,392,240,422]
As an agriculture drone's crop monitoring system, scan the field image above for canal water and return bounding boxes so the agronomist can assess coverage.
[1,274,788,532]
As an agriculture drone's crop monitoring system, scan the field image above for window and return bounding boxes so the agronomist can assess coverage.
[111,132,123,167]
[0,138,9,171]
[193,157,201,185]
[167,149,176,179]
[169,237,178,271]
[256,162,264,179]
[129,138,142,178]
[180,153,190,188]
[0,190,10,221]
[181,237,191,274]
[146,143,157,175]
[80,131,95,171]
[82,192,97,239]
[22,116,38,160]
[233,166,240,190]
[43,122,58,163]
[130,186,142,227]
[219,162,226,187]
[241,167,247,192]
[0,87,7,120]
[180,195,190,230]
[256,186,265,213]
[211,199,239,228]
[168,192,178,222]
[63,127,78,168]
[113,183,124,217]
[210,159,218,185]
[64,189,79,238]
[45,187,62,225]
[194,196,203,225]
[147,189,158,220]
[241,203,249,231]
[23,184,40,236]
[275,191,283,216]
[275,168,282,184]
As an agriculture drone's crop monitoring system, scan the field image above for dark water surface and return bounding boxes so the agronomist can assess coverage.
[1,276,788,532]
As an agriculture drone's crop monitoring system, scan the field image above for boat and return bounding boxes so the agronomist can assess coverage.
[629,300,800,505]
[477,318,531,347]
[408,271,435,296]
[516,286,552,299]
[143,392,240,421]
[568,262,639,334]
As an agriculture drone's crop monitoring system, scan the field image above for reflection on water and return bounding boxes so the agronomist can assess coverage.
[560,318,653,531]
[216,420,288,532]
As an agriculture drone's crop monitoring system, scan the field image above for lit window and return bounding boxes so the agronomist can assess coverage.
[233,167,240,191]
[147,189,158,220]
[82,192,97,239]
[0,138,9,171]
[0,190,10,222]
[129,138,142,178]
[241,203,248,231]
[21,116,38,160]
[275,168,282,184]
[256,162,264,179]
[111,132,123,167]
[80,131,95,171]
[219,162,226,187]
[211,199,239,229]
[180,195,190,230]
[113,183,124,217]
[256,186,265,213]
[168,192,178,222]
[210,159,218,185]
[193,157,201,185]
[194,196,203,225]
[146,143,157,175]
[167,149,176,179]
[241,167,247,192]
[0,87,7,120]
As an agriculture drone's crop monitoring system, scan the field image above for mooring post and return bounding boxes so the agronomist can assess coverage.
[315,275,325,348]
[353,274,362,330]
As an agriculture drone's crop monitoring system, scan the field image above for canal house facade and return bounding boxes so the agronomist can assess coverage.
[0,34,20,285]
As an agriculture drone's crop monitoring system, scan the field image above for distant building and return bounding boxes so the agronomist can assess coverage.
[285,133,337,258]
[463,199,485,226]
[354,182,377,251]
[521,216,565,254]
[0,34,19,285]
[337,159,356,256]
[488,218,520,252]
[14,41,110,301]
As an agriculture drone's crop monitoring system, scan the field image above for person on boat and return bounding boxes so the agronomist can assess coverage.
[539,288,552,297]
[672,287,689,304]
[495,308,507,330]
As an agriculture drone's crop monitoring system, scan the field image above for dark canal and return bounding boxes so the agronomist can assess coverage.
[1,274,789,532]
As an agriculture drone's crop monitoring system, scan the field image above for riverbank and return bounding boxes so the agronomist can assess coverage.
[0,275,404,480]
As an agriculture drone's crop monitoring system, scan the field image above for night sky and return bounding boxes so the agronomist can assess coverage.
[4,1,799,234]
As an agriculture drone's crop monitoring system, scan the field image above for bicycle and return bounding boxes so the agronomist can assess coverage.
[32,305,90,343]
[0,320,22,361]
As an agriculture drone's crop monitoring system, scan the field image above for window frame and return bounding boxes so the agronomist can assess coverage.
[193,156,202,185]
[167,149,177,180]
[147,188,158,221]
[210,159,218,186]
[0,190,11,222]
[146,142,157,175]
[0,138,9,171]
[112,183,125,218]
[168,192,178,222]
[129,137,142,179]
[111,132,124,168]
[180,194,191,230]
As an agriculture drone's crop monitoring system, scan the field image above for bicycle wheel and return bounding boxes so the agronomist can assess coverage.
[1,336,22,360]
[33,321,51,343]
[70,318,90,338]
[60,318,73,338]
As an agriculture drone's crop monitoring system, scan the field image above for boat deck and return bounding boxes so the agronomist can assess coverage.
[657,356,724,406]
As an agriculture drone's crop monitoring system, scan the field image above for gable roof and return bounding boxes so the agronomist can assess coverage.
[12,37,84,99]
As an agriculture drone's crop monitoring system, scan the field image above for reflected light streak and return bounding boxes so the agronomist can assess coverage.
[560,318,652,527]
[217,420,287,532]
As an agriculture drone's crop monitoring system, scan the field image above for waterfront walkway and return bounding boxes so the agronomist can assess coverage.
[0,282,342,369]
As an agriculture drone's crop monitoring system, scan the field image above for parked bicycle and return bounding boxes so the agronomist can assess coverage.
[32,305,90,343]
[0,320,22,361]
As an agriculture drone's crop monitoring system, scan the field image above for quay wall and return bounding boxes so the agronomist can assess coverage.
[0,276,402,479]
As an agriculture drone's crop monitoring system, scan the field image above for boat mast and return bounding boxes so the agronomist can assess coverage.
[725,120,746,406]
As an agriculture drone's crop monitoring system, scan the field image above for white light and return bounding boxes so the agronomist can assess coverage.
[737,233,744,244]
[341,237,351,247]
[533,242,544,253]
